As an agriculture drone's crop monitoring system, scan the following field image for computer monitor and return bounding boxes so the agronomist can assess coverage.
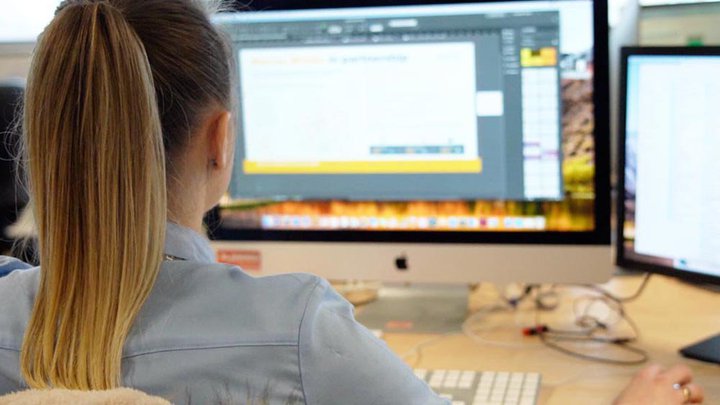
[209,0,612,284]
[618,46,720,364]
[0,1,60,44]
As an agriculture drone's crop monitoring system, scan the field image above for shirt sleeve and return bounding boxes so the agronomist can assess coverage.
[298,278,449,405]
[0,256,32,278]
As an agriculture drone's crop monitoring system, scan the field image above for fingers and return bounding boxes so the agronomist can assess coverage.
[683,383,705,404]
[615,364,705,405]
[662,364,694,386]
[636,364,663,380]
[639,364,703,404]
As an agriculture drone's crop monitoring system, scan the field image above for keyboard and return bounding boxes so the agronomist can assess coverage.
[414,369,541,405]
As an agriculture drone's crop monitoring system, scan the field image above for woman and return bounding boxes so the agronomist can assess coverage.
[0,0,705,403]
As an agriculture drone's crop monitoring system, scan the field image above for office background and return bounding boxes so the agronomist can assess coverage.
[1,1,719,404]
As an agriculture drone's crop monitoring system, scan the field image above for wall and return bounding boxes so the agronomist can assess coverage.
[640,2,720,45]
[0,45,32,81]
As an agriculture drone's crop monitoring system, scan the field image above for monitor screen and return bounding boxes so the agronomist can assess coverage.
[619,47,720,284]
[0,1,60,43]
[212,0,609,244]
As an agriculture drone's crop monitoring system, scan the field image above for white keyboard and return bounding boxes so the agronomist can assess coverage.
[414,369,541,405]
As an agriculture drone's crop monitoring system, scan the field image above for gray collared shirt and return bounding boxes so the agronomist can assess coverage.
[0,223,445,404]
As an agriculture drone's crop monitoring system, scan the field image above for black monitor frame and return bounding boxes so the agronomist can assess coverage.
[616,46,720,286]
[211,0,611,246]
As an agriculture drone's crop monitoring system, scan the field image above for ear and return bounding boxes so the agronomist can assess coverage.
[207,110,232,170]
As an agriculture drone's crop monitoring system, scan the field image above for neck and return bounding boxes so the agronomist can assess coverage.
[167,180,207,235]
[165,148,213,235]
[167,208,205,235]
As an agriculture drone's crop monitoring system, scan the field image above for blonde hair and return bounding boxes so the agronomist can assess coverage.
[20,0,231,390]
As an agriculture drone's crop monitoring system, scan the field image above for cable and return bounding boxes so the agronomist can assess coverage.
[463,280,651,365]
[527,282,650,366]
[462,284,561,350]
[538,333,648,365]
[400,332,460,368]
[499,284,560,311]
[576,273,652,303]
[462,292,548,350]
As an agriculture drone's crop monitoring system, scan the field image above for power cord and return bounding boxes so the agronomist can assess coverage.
[400,332,461,368]
[501,284,560,311]
[537,332,648,365]
[524,309,648,366]
[526,274,652,365]
[576,273,653,303]
[462,302,545,349]
[464,275,652,365]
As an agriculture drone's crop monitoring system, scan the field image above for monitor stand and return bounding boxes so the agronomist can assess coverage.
[354,283,470,334]
[680,334,720,365]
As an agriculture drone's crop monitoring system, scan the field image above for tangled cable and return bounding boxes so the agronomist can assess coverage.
[462,274,652,365]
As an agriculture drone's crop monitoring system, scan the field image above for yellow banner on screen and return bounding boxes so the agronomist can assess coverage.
[520,47,558,67]
[244,159,483,174]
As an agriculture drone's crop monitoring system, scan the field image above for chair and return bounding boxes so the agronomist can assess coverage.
[0,81,31,262]
[0,388,171,404]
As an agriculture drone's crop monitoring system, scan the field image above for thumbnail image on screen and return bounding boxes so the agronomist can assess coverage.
[214,0,596,233]
[622,53,720,278]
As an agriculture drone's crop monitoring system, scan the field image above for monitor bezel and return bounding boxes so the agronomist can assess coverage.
[210,0,611,246]
[617,46,720,286]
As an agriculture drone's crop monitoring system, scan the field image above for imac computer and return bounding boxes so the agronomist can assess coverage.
[209,0,612,284]
[618,47,720,364]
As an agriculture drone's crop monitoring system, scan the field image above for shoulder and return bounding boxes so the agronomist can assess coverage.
[0,257,38,307]
[126,261,327,353]
[209,264,330,335]
[294,273,446,404]
[0,258,38,351]
[0,256,34,279]
[164,261,325,323]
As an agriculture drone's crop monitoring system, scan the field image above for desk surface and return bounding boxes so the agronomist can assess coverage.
[380,275,720,404]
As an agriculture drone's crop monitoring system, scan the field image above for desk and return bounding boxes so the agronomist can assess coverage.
[380,275,720,404]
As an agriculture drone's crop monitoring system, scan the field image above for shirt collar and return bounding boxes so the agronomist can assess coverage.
[164,222,216,263]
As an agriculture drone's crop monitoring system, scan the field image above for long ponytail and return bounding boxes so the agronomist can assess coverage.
[20,1,166,389]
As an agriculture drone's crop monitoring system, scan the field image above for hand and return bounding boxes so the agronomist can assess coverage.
[614,364,704,404]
